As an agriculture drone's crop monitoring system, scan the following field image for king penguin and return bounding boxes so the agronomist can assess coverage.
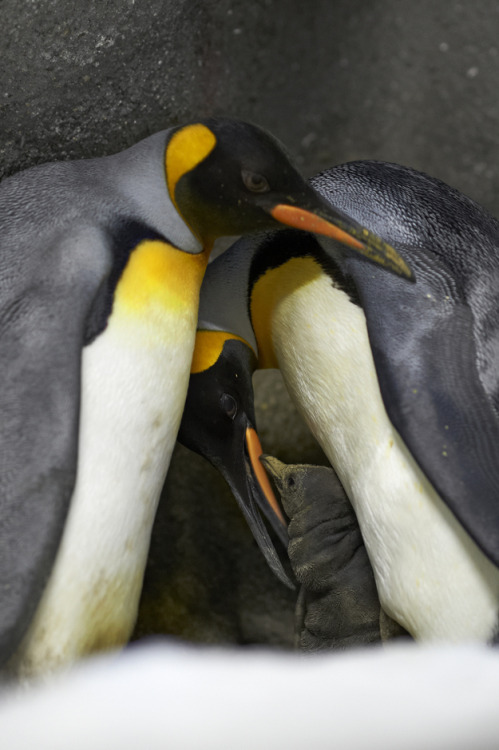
[189,160,499,642]
[177,331,294,587]
[0,120,407,677]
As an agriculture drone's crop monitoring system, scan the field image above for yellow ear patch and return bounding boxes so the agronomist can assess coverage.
[165,124,217,206]
[251,256,322,368]
[191,330,253,374]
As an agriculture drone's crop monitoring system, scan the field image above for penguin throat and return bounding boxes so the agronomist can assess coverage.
[250,256,323,368]
[114,240,209,322]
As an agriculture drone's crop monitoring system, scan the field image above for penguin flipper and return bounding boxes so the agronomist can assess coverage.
[0,226,111,664]
[358,266,499,567]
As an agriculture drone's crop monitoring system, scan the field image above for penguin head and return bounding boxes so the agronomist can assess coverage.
[165,118,412,278]
[260,456,347,511]
[177,330,294,589]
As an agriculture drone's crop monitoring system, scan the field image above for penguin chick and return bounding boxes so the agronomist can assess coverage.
[262,456,407,650]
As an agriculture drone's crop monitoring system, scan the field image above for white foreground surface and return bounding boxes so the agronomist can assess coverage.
[1,640,498,749]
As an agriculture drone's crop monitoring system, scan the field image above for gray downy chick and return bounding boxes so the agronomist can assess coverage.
[262,456,408,651]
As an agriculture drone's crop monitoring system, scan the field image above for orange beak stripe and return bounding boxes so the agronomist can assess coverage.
[271,204,365,252]
[245,427,287,528]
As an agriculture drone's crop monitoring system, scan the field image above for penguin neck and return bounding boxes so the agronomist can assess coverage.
[112,238,209,326]
[198,235,259,352]
[248,231,359,369]
[97,131,204,255]
[250,255,324,368]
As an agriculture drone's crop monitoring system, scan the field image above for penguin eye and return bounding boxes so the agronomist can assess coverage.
[241,170,270,194]
[220,393,238,420]
[287,475,296,490]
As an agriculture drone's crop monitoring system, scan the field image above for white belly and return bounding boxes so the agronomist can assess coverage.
[271,273,499,641]
[11,308,195,678]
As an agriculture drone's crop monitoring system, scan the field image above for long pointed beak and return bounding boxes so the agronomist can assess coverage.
[270,203,413,280]
[245,427,287,536]
[217,423,294,589]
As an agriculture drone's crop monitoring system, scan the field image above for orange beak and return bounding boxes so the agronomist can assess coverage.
[271,204,365,252]
[245,427,287,530]
[270,203,413,280]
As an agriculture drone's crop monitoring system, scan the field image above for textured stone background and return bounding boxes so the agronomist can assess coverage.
[3,0,499,647]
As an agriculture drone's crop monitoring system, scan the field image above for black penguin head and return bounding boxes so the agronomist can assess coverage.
[164,118,413,278]
[178,331,293,589]
[179,332,258,458]
[166,118,303,242]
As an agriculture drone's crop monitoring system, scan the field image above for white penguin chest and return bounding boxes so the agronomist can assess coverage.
[12,241,207,677]
[269,269,499,641]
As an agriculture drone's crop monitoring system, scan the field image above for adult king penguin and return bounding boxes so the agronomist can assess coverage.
[178,331,294,588]
[189,160,499,642]
[0,120,408,677]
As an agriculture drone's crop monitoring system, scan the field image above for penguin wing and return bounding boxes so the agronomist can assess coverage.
[0,225,111,663]
[352,259,499,566]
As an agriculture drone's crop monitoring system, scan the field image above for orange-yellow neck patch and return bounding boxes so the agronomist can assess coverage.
[114,240,209,318]
[191,330,254,374]
[250,256,323,368]
[165,124,216,208]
